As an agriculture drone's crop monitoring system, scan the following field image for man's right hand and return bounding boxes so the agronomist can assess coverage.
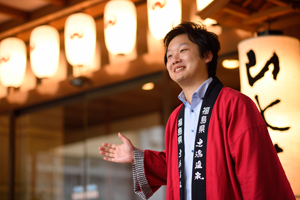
[98,132,135,164]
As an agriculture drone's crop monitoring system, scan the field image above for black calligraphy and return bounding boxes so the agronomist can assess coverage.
[254,95,290,132]
[245,49,290,153]
[246,50,280,87]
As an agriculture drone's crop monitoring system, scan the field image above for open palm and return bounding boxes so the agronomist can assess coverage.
[99,132,135,164]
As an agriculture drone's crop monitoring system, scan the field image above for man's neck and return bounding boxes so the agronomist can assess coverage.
[181,79,208,104]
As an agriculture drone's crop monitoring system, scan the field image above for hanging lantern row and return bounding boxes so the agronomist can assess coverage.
[0,0,183,88]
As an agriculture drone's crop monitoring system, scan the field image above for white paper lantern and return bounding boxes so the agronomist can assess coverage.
[238,35,300,194]
[0,37,27,88]
[147,0,181,40]
[73,41,101,77]
[30,25,60,78]
[104,0,137,55]
[65,13,96,67]
[20,61,37,92]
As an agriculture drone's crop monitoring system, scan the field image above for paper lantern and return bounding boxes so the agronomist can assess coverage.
[30,25,60,78]
[104,0,137,55]
[73,41,101,77]
[0,37,26,88]
[65,13,96,67]
[196,0,213,11]
[20,61,37,92]
[147,0,181,40]
[238,34,300,194]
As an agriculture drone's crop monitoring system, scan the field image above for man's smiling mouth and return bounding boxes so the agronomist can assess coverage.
[175,67,185,72]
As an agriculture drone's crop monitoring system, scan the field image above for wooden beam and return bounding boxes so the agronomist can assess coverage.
[0,3,28,21]
[223,2,250,18]
[258,2,272,12]
[0,0,146,41]
[242,0,253,8]
[243,5,295,24]
[42,0,67,6]
[266,0,288,7]
[197,0,230,20]
[270,14,300,29]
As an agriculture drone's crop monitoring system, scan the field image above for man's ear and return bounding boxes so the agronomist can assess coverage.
[205,51,213,63]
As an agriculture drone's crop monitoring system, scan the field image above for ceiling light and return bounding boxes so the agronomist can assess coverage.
[222,59,239,69]
[142,82,154,90]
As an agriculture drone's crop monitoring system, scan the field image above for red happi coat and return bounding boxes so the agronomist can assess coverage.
[142,87,295,200]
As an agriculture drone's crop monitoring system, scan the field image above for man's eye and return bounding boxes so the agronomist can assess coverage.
[167,54,172,59]
[180,49,186,53]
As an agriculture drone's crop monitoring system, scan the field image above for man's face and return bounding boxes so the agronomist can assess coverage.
[166,34,211,88]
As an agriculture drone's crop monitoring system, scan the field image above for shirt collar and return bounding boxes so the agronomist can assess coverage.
[178,77,213,108]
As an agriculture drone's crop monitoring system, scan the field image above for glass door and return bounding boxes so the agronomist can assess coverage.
[13,72,180,200]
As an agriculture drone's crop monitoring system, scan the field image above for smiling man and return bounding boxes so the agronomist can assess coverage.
[99,22,295,200]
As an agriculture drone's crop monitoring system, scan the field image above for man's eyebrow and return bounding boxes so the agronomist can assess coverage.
[166,43,188,53]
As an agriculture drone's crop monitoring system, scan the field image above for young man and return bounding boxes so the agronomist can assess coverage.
[99,22,295,200]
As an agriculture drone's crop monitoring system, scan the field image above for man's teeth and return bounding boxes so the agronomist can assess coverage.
[175,67,184,72]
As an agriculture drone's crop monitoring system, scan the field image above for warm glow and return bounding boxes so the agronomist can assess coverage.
[222,59,239,69]
[142,82,155,90]
[196,0,213,11]
[202,18,217,26]
[73,41,101,77]
[30,25,60,78]
[65,13,96,67]
[0,37,27,88]
[207,24,222,36]
[238,35,300,194]
[104,0,137,55]
[147,0,182,40]
[190,6,222,36]
[20,61,37,92]
[0,82,6,98]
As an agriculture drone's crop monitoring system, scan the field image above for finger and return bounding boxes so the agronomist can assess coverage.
[118,132,129,143]
[99,146,111,152]
[99,146,117,154]
[103,157,116,162]
[102,143,117,149]
[99,151,114,157]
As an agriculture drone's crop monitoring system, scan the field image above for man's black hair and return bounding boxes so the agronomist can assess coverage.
[163,21,221,77]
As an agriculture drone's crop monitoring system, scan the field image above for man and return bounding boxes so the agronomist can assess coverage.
[99,22,295,200]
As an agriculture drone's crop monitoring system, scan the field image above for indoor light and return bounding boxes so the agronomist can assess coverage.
[65,13,96,67]
[147,0,182,40]
[222,59,239,69]
[0,37,27,88]
[30,25,60,78]
[142,82,154,90]
[196,0,213,11]
[104,0,137,55]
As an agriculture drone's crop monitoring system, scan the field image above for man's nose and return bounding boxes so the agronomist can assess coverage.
[172,54,181,65]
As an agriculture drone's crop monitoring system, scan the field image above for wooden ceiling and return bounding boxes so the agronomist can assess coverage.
[198,0,300,32]
[0,0,299,40]
[0,0,299,116]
